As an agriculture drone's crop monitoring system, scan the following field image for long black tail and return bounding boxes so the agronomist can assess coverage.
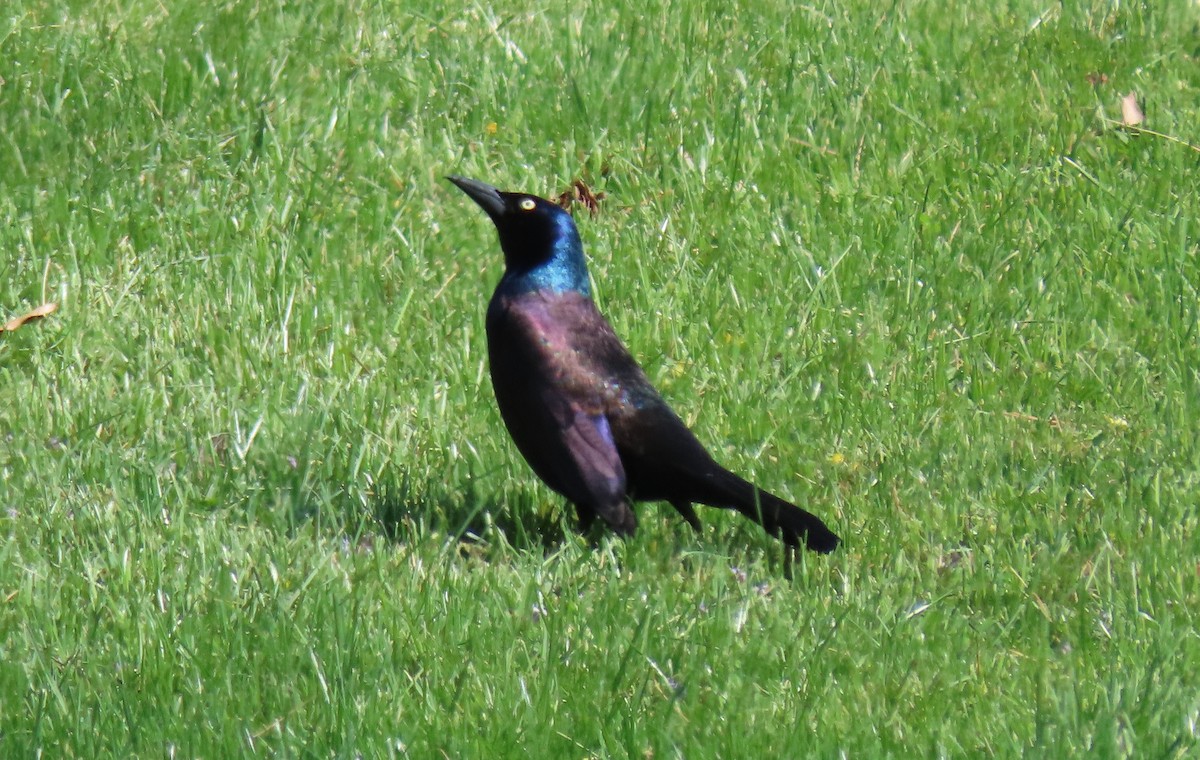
[697,468,840,553]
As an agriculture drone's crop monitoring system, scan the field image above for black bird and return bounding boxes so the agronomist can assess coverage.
[448,176,840,554]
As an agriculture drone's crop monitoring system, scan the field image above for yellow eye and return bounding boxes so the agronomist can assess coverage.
[519,198,536,211]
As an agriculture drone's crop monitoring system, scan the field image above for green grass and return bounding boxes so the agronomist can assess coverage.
[2,0,1199,756]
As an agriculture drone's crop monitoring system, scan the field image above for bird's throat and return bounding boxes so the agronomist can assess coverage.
[501,236,592,297]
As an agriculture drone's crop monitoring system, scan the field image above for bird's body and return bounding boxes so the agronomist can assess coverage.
[450,176,840,553]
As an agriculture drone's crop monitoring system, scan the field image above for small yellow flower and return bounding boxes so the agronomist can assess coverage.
[829,452,846,465]
[485,122,498,135]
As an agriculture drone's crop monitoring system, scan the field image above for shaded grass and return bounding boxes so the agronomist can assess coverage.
[2,0,1199,756]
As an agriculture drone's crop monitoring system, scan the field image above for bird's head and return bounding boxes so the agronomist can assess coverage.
[448,176,590,294]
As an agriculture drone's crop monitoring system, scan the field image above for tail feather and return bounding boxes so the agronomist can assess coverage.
[697,469,840,553]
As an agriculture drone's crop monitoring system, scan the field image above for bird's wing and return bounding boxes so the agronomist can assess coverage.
[548,400,634,532]
[517,291,724,499]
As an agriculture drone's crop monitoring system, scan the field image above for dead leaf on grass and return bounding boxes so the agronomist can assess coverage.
[554,178,605,215]
[1,302,58,333]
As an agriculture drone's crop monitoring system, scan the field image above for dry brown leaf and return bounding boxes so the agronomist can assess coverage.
[554,179,605,215]
[1,302,58,332]
[1120,92,1144,127]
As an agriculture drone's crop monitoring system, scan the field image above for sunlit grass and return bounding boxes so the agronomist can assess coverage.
[2,0,1198,756]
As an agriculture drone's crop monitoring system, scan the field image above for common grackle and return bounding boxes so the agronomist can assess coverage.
[448,176,840,554]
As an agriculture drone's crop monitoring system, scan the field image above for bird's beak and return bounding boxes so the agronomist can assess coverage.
[447,176,506,220]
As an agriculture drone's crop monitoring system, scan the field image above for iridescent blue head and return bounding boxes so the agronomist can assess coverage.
[448,176,591,296]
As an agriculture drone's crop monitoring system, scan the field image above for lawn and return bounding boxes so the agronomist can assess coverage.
[2,0,1198,756]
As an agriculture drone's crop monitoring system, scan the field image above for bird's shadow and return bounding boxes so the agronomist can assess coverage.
[362,476,815,569]
[365,474,573,555]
